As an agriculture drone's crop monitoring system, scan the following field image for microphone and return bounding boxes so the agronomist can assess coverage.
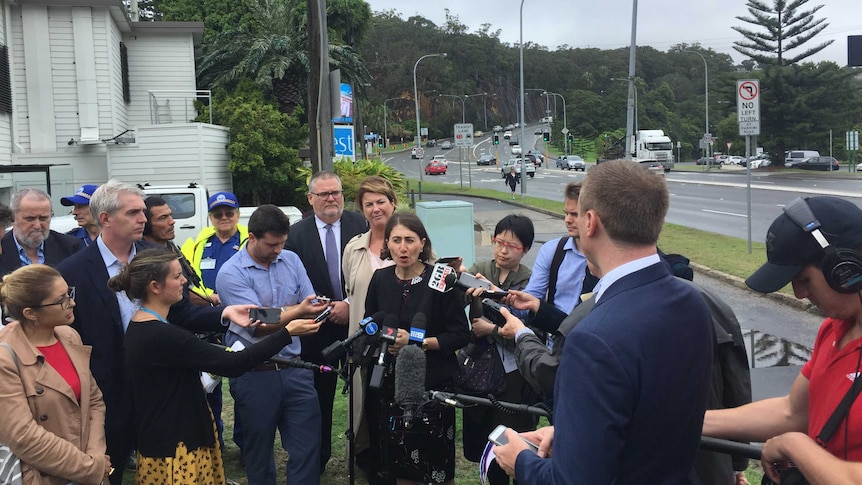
[427,263,508,299]
[408,312,427,345]
[209,343,335,373]
[394,344,426,427]
[268,355,335,373]
[369,315,399,389]
[321,311,387,363]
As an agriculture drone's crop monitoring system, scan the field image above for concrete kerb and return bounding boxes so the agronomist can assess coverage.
[424,191,821,315]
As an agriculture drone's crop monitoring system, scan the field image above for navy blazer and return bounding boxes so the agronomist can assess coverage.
[284,210,367,360]
[515,262,714,485]
[55,241,224,434]
[0,230,81,276]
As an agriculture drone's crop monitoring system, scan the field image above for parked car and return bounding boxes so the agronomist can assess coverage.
[556,155,585,171]
[503,130,513,139]
[424,160,447,175]
[856,161,862,171]
[511,144,522,155]
[431,155,449,167]
[501,158,536,178]
[477,154,495,166]
[411,147,424,159]
[441,140,452,149]
[796,156,839,171]
[695,156,711,165]
[726,156,746,166]
[425,139,437,148]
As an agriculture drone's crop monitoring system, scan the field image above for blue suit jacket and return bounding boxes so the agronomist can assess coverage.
[516,262,714,485]
[55,241,224,435]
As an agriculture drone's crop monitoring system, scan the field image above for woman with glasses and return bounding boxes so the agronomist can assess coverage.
[341,176,398,480]
[0,264,113,484]
[459,215,537,485]
[108,248,321,484]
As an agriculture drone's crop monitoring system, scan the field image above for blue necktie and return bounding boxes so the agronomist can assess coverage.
[325,224,343,300]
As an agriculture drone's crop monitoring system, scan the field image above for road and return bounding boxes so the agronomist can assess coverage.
[384,133,862,242]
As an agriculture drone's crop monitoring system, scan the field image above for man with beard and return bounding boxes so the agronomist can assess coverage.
[0,188,81,276]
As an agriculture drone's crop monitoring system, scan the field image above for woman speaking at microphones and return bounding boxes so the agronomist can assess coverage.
[363,213,470,485]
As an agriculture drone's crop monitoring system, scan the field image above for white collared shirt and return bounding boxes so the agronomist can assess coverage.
[96,236,139,331]
[593,253,661,303]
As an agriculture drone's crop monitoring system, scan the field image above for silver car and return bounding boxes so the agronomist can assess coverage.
[501,158,536,178]
[556,155,585,171]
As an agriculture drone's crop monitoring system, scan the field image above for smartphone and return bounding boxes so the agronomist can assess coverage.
[481,298,507,327]
[314,306,333,323]
[436,256,461,266]
[459,272,492,290]
[488,424,539,453]
[249,307,282,324]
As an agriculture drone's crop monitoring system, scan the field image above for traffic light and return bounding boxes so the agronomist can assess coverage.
[567,133,574,143]
[493,134,500,145]
[542,131,550,142]
[378,137,384,148]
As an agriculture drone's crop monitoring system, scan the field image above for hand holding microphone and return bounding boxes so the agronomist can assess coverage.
[428,263,508,299]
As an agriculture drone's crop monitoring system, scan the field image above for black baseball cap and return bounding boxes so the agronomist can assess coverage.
[746,197,862,293]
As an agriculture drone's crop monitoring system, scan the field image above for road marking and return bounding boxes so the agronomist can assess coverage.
[665,177,861,199]
[701,209,748,218]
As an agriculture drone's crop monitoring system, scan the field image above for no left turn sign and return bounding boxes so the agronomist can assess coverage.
[738,81,758,101]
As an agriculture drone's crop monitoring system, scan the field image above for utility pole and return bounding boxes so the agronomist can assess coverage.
[307,0,334,172]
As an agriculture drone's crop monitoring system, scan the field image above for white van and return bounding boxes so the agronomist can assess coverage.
[785,150,819,166]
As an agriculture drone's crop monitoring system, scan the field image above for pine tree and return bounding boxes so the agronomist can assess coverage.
[732,0,833,67]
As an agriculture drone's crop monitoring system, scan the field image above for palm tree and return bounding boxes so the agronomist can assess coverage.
[198,0,369,115]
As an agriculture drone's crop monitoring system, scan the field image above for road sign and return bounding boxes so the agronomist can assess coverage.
[561,127,569,135]
[726,142,733,151]
[737,79,760,136]
[703,133,713,144]
[333,125,355,162]
[454,123,474,147]
[847,131,860,151]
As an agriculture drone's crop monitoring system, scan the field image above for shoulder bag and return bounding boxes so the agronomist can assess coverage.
[0,343,23,485]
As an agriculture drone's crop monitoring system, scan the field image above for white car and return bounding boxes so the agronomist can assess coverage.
[503,131,513,140]
[511,144,522,155]
[431,155,449,167]
[501,158,535,178]
[726,156,746,165]
[856,161,862,171]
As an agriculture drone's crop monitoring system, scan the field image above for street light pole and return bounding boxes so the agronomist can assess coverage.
[519,0,527,198]
[438,94,466,123]
[413,53,447,189]
[625,0,638,160]
[684,49,709,158]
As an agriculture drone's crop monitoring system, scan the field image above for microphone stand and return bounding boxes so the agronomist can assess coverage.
[339,335,381,485]
[430,391,763,460]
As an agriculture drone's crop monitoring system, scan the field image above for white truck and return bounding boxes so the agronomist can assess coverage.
[52,183,302,246]
[634,130,675,171]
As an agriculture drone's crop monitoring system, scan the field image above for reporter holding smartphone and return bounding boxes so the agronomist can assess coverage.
[459,215,537,485]
[112,248,322,484]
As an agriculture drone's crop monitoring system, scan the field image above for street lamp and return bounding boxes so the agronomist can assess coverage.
[438,94,466,123]
[543,91,567,154]
[625,0,638,160]
[413,52,447,187]
[683,50,709,158]
[611,77,639,136]
[464,93,488,130]
[519,0,527,197]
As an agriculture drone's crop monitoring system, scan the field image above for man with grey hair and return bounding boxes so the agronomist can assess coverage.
[0,188,81,276]
[56,179,260,485]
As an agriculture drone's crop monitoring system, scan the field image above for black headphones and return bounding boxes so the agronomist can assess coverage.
[783,198,862,294]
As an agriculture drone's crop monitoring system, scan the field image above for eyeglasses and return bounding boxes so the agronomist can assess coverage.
[492,238,524,251]
[310,190,343,199]
[32,287,76,310]
[210,209,236,219]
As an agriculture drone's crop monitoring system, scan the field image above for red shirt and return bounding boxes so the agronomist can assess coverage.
[801,317,862,460]
[37,341,81,402]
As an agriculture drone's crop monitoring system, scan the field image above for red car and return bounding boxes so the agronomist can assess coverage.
[425,160,447,175]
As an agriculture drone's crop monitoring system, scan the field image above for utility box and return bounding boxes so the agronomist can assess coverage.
[416,200,475,269]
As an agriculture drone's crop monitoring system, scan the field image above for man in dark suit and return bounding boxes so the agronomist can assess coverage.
[0,188,81,275]
[494,160,715,484]
[55,180,257,485]
[284,171,367,472]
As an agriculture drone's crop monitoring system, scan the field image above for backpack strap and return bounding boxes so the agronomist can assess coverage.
[546,237,569,307]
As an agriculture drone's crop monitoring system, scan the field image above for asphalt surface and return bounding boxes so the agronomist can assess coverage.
[417,193,825,401]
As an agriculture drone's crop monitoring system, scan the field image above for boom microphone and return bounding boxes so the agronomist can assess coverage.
[394,344,426,427]
[427,263,508,299]
[209,343,334,373]
[321,311,387,363]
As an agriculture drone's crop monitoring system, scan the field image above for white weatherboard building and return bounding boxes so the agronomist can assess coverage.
[0,0,231,215]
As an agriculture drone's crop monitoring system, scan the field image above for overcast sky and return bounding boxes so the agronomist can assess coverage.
[365,0,861,66]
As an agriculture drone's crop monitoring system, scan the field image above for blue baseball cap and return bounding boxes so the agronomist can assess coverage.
[60,184,99,206]
[208,192,239,210]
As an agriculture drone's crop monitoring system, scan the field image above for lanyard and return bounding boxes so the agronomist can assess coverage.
[139,307,168,324]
